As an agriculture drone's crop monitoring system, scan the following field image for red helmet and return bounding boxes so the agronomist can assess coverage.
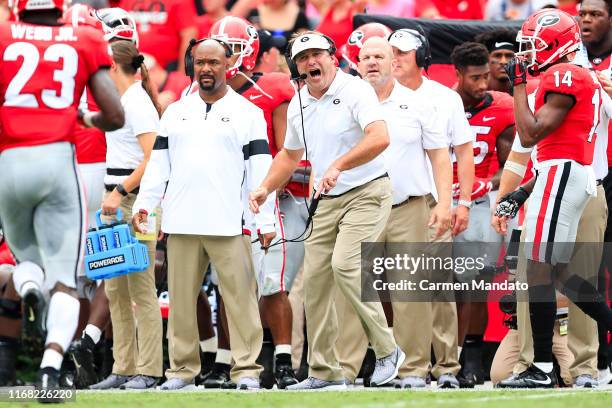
[95,7,139,46]
[11,0,68,19]
[63,4,100,29]
[210,16,259,78]
[517,9,581,73]
[343,23,392,68]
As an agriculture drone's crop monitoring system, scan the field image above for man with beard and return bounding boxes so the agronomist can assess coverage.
[132,39,276,390]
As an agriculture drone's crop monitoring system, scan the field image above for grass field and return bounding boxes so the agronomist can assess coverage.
[5,388,612,408]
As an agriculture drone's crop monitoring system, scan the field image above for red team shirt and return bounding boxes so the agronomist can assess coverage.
[237,72,310,197]
[534,63,600,165]
[0,22,111,152]
[453,91,514,184]
[74,88,106,164]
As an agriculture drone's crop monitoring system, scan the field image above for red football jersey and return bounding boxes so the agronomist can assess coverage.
[453,91,514,184]
[238,72,294,156]
[237,72,311,197]
[0,22,111,152]
[74,87,106,164]
[535,63,600,165]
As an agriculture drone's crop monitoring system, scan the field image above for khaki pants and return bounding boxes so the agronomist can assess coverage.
[305,177,396,381]
[427,194,461,377]
[515,185,605,380]
[335,196,434,380]
[491,325,572,385]
[104,192,163,377]
[166,234,262,381]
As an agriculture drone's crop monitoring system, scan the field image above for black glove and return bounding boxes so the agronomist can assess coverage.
[504,57,528,88]
[495,187,530,219]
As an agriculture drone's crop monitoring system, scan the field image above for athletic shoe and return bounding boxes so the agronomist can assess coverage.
[598,368,612,385]
[160,377,195,390]
[195,351,216,385]
[574,374,598,388]
[257,342,275,389]
[370,346,405,387]
[275,364,298,389]
[396,376,426,389]
[36,367,63,403]
[437,373,460,389]
[22,288,46,339]
[120,375,158,389]
[69,334,98,389]
[221,380,236,389]
[457,370,476,389]
[286,377,347,390]
[237,376,260,390]
[89,373,130,390]
[496,365,557,388]
[202,364,231,389]
[361,348,376,387]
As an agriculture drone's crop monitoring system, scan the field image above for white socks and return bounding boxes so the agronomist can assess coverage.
[275,344,291,356]
[216,348,231,365]
[84,324,102,344]
[534,362,553,373]
[12,261,44,297]
[40,348,63,370]
[200,336,217,353]
[45,292,79,353]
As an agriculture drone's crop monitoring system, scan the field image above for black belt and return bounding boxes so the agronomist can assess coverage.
[107,168,135,176]
[320,173,389,200]
[105,184,139,194]
[391,195,421,209]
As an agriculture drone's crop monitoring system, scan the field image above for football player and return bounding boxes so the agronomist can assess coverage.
[210,16,299,389]
[499,8,612,388]
[343,22,392,71]
[474,28,519,94]
[0,0,124,398]
[450,42,515,387]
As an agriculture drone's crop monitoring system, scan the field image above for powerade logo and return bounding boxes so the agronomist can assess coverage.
[88,255,125,270]
[114,231,121,247]
[86,238,95,255]
[100,235,109,251]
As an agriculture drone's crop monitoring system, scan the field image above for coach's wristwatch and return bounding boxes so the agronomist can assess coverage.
[457,199,473,209]
[115,184,129,197]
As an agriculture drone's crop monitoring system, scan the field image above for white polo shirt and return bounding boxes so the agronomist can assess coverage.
[105,81,159,185]
[381,81,447,204]
[414,77,473,148]
[133,87,275,236]
[284,69,387,196]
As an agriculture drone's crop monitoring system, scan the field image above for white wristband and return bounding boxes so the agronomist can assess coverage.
[83,111,96,128]
[504,160,527,178]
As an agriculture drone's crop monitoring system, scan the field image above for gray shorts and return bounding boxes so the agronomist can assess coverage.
[0,142,86,292]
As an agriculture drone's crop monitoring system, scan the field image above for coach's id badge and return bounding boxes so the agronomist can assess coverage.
[135,212,157,241]
[559,318,568,336]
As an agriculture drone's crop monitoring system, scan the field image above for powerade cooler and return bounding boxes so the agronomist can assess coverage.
[85,209,149,280]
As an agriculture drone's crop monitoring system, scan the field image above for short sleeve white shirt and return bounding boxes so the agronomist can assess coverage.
[105,81,159,185]
[284,69,387,195]
[381,81,447,203]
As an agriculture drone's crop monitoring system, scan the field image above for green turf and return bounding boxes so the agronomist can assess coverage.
[6,389,612,408]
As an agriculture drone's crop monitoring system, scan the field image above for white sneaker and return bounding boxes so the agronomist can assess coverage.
[370,346,406,387]
[574,374,598,388]
[286,377,347,390]
[598,368,612,385]
[236,376,260,390]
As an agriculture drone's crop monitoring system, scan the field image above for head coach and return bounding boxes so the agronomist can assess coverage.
[249,31,405,390]
[132,39,276,390]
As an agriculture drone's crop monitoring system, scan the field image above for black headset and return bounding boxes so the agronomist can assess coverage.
[184,37,234,79]
[284,33,337,81]
[390,26,432,72]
